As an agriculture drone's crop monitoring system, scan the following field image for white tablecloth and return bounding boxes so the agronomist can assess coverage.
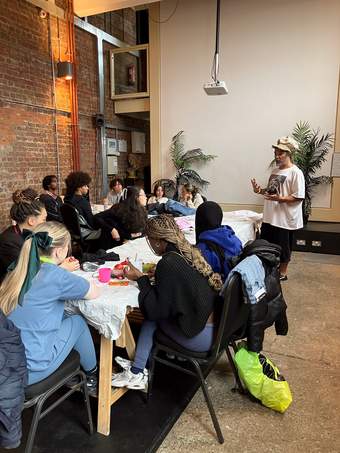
[175,210,262,246]
[66,210,262,340]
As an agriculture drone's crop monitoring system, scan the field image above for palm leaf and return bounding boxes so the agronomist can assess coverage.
[309,175,332,187]
[178,169,210,187]
[291,121,334,221]
[181,148,216,167]
[168,130,215,190]
[170,130,185,170]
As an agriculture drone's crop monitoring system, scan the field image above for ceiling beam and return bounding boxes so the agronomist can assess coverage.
[74,0,157,17]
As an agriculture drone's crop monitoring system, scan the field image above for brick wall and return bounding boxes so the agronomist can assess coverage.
[0,0,150,230]
[0,0,72,230]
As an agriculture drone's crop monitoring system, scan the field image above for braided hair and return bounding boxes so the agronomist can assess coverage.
[10,189,44,225]
[146,214,222,292]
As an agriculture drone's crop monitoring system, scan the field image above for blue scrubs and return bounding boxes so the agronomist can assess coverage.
[8,263,96,384]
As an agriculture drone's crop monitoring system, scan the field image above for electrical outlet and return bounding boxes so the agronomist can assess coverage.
[312,240,322,247]
[296,239,306,246]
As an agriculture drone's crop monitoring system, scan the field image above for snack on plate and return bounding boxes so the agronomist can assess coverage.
[112,260,129,279]
[109,280,129,286]
[142,262,156,273]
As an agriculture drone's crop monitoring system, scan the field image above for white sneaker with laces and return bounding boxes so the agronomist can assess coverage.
[111,368,148,390]
[114,356,132,371]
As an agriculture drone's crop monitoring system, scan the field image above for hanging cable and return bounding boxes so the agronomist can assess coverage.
[148,0,179,24]
[210,0,221,82]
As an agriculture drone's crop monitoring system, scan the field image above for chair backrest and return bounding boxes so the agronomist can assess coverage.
[60,204,82,241]
[211,273,249,357]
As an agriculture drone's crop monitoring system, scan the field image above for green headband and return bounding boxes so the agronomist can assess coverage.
[8,230,53,305]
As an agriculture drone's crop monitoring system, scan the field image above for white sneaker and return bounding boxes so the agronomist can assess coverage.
[111,368,148,390]
[114,356,132,371]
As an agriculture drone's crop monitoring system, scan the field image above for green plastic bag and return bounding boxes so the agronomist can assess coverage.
[234,345,292,413]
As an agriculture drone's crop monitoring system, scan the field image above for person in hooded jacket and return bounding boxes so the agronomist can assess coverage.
[195,201,242,281]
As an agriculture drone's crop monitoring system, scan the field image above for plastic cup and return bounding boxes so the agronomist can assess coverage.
[98,267,112,283]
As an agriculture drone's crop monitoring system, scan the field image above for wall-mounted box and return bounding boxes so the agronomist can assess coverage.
[106,138,119,156]
[118,139,127,153]
[131,131,145,154]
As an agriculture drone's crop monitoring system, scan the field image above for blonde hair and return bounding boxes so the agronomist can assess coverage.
[0,222,71,315]
[146,215,223,292]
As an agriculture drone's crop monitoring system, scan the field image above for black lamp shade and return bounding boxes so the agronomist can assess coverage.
[57,61,73,80]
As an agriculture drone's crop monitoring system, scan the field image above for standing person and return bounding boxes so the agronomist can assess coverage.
[39,175,63,222]
[0,222,99,388]
[180,183,204,209]
[104,177,124,205]
[251,136,305,281]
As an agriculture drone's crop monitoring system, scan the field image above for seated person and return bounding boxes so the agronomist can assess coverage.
[64,171,97,228]
[39,175,63,222]
[111,214,222,390]
[147,183,168,205]
[64,171,119,248]
[95,186,147,244]
[180,183,204,209]
[0,190,80,282]
[104,177,124,205]
[0,222,99,389]
[195,201,242,281]
[0,190,47,281]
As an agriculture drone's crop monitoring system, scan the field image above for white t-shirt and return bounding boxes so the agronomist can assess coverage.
[262,165,305,230]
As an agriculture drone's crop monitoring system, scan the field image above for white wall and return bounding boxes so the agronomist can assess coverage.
[159,0,340,208]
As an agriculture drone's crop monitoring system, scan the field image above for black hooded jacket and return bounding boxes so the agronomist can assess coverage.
[231,239,288,352]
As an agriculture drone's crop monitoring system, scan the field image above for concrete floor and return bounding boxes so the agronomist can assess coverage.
[158,252,340,453]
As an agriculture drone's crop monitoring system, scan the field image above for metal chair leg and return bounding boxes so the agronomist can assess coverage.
[190,359,224,444]
[79,370,94,435]
[147,347,158,402]
[24,392,47,453]
[225,346,245,394]
[230,340,238,354]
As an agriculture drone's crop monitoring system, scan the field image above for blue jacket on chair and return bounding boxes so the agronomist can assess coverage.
[197,226,242,281]
[0,309,27,449]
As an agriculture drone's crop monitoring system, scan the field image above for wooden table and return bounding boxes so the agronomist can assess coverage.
[96,314,137,436]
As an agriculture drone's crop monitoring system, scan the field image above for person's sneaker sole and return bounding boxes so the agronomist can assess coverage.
[126,381,148,391]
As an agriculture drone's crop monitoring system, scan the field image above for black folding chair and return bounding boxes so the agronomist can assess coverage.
[60,204,99,253]
[23,350,93,453]
[148,274,249,444]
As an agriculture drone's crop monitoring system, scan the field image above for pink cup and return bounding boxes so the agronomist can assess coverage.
[98,267,112,283]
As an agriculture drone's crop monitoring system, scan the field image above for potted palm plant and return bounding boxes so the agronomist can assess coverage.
[154,131,216,199]
[291,121,334,224]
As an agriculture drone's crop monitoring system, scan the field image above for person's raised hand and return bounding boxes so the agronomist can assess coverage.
[122,259,143,281]
[251,178,262,194]
[264,193,282,202]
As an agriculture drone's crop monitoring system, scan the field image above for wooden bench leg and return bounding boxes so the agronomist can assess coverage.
[97,336,113,436]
